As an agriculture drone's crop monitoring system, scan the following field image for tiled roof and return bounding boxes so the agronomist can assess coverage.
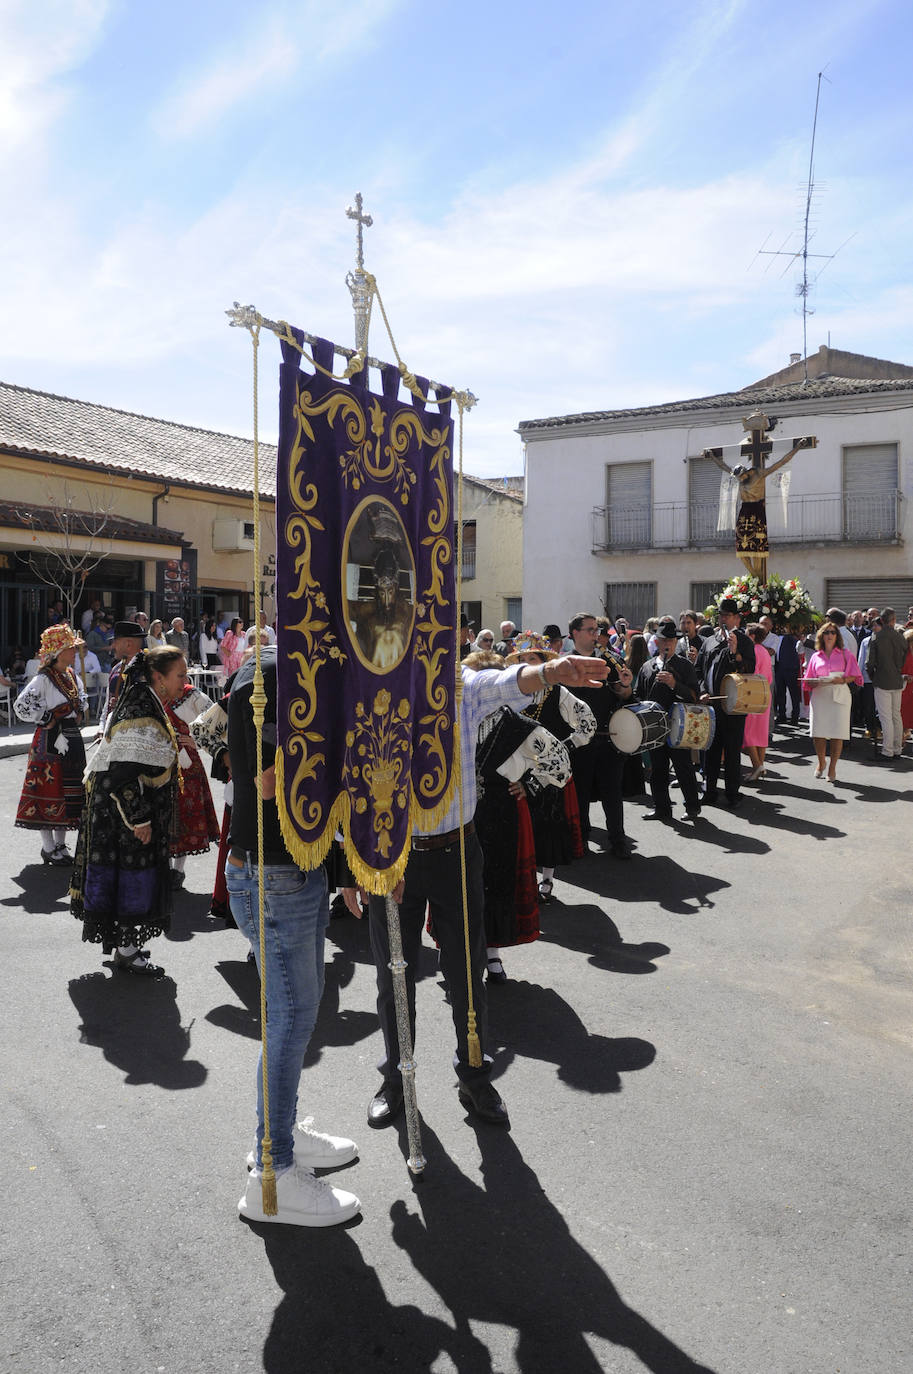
[462,472,524,502]
[518,376,913,433]
[0,381,274,497]
[0,499,184,546]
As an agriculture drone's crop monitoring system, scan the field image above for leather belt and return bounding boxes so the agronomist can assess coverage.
[412,821,475,852]
[228,845,295,867]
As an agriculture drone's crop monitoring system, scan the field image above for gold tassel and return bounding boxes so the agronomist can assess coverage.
[260,1166,278,1216]
[466,1012,482,1069]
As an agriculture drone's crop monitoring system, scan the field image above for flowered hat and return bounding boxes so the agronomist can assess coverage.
[38,623,85,666]
[504,631,559,665]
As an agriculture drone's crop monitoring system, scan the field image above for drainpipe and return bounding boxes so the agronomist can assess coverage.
[152,483,171,525]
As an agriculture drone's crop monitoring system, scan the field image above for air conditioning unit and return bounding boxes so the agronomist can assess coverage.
[212,518,256,552]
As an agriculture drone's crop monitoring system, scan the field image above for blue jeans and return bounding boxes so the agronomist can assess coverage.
[225,853,329,1170]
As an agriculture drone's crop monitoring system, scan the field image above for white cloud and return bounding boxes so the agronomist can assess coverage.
[0,0,110,153]
[150,0,403,140]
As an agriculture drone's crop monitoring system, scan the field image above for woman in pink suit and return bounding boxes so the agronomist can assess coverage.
[742,623,773,781]
[218,618,246,679]
[803,621,863,783]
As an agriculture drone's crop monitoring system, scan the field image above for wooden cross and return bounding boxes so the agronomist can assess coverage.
[739,411,774,471]
[346,192,373,271]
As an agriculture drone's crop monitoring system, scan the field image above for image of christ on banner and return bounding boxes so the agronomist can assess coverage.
[274,332,457,892]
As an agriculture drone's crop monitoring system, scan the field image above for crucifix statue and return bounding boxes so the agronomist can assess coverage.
[345,192,374,354]
[702,410,817,579]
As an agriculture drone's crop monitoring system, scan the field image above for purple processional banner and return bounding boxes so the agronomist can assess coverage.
[274,332,457,892]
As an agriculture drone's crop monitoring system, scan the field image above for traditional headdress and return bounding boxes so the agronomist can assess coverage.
[38,623,85,666]
[504,631,558,665]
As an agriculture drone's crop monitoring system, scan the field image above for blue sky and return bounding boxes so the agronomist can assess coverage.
[2,0,912,474]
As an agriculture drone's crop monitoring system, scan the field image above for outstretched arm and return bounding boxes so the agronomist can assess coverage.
[702,446,733,476]
[764,435,817,478]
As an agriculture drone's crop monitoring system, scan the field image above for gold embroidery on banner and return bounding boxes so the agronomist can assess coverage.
[342,691,411,860]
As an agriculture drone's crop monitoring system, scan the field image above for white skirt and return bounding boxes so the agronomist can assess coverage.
[809,683,852,740]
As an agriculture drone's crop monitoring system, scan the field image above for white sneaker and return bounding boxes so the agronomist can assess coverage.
[246,1117,358,1171]
[239,1164,360,1227]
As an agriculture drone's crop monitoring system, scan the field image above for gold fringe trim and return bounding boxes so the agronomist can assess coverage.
[275,743,459,896]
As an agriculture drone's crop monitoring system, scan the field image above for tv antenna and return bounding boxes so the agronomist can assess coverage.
[751,71,854,383]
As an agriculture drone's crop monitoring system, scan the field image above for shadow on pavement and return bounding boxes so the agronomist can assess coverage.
[252,1125,717,1374]
[541,901,670,974]
[206,949,378,1066]
[486,978,656,1093]
[572,854,731,915]
[68,971,206,1088]
[1,864,73,916]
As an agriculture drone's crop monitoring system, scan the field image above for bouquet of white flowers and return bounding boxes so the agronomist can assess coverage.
[705,574,820,632]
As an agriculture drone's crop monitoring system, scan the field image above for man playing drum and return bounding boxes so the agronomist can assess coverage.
[696,598,756,808]
[634,618,703,821]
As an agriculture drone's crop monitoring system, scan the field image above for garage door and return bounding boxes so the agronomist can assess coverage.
[825,577,913,612]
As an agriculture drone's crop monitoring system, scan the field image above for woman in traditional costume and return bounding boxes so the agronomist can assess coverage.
[508,636,594,904]
[166,680,221,888]
[70,646,187,976]
[466,649,571,983]
[14,624,89,865]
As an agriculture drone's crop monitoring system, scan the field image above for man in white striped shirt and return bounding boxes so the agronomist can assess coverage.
[358,652,608,1132]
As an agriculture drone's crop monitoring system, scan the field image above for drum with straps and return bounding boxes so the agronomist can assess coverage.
[668,701,716,750]
[608,702,669,754]
[721,673,771,715]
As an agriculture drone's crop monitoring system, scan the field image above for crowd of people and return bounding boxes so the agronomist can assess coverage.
[10,595,911,1230]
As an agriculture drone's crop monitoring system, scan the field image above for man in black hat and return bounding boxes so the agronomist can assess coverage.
[98,621,148,733]
[635,617,702,820]
[459,612,475,660]
[696,599,756,807]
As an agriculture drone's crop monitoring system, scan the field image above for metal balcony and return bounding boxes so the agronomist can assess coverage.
[591,492,903,553]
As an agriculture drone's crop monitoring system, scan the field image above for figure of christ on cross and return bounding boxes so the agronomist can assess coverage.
[702,410,817,579]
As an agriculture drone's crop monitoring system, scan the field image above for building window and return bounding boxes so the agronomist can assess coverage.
[460,520,476,580]
[843,444,899,539]
[604,461,652,547]
[826,576,913,613]
[690,581,725,615]
[689,457,727,545]
[604,582,655,627]
[505,597,523,628]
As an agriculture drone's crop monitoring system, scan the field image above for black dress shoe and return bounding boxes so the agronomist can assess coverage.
[457,1079,510,1127]
[685,806,701,819]
[367,1080,404,1128]
[724,794,742,809]
[702,789,720,805]
[609,841,632,859]
[644,808,673,820]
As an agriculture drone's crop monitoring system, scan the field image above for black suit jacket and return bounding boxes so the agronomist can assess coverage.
[697,628,757,697]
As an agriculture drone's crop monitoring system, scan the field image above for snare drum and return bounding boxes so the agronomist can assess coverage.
[668,701,716,750]
[608,702,669,754]
[721,673,771,715]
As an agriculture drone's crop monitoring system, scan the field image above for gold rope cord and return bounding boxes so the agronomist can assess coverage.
[247,323,277,1216]
[451,398,481,1067]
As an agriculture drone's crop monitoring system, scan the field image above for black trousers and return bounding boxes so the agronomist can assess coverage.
[570,736,625,843]
[703,713,747,801]
[650,742,701,812]
[367,833,490,1085]
[775,666,800,722]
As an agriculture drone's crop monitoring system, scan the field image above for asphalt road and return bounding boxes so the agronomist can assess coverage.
[2,726,911,1374]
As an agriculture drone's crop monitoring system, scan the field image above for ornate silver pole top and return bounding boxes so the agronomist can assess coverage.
[346,192,373,270]
[345,192,373,354]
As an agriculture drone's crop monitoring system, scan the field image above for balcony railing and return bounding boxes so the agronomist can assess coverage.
[461,546,476,580]
[592,491,903,553]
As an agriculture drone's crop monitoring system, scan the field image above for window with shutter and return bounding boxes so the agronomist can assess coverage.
[689,457,726,544]
[605,462,652,547]
[842,444,898,538]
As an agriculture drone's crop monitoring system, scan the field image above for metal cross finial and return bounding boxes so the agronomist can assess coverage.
[346,192,373,271]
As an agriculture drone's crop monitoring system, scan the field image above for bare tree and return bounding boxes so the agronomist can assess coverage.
[22,482,116,628]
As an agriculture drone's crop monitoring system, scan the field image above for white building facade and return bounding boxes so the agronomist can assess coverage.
[520,362,913,630]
